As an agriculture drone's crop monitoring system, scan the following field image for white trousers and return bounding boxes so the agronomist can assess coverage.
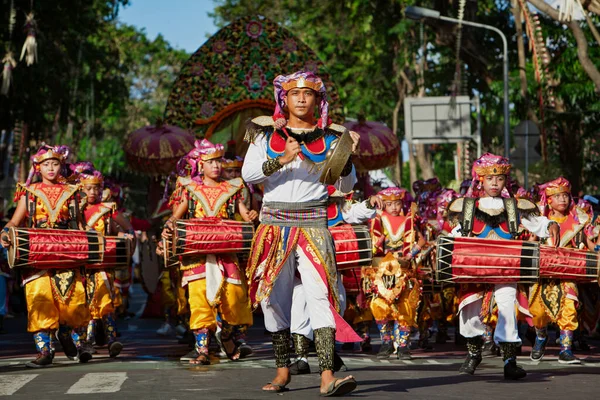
[261,245,335,333]
[459,283,521,344]
[290,276,346,340]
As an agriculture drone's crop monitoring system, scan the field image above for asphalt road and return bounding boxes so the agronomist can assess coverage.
[1,286,599,399]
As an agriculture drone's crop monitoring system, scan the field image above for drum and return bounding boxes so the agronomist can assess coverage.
[341,267,365,294]
[161,237,179,269]
[86,236,131,270]
[7,227,103,269]
[539,245,599,282]
[330,224,372,270]
[435,236,539,284]
[172,218,254,256]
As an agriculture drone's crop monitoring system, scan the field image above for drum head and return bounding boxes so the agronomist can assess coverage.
[7,227,18,268]
[319,130,353,185]
[140,240,160,294]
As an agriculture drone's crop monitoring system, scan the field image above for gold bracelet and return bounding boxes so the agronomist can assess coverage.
[262,157,284,176]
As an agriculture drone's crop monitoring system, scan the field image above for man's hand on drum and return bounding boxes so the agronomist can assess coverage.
[1,229,11,248]
[156,240,164,257]
[162,219,174,240]
[548,222,560,247]
[279,136,302,165]
[349,131,360,154]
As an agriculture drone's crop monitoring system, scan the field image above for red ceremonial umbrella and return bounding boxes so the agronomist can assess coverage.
[343,119,400,172]
[124,123,196,176]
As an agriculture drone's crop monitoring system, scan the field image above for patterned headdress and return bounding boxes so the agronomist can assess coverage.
[378,187,408,202]
[539,177,572,214]
[436,189,458,228]
[26,144,71,186]
[466,153,512,198]
[222,156,244,169]
[273,70,329,129]
[176,139,224,180]
[80,169,104,187]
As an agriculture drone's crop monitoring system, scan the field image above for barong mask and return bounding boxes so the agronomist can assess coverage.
[273,71,329,129]
[466,152,512,198]
[26,144,70,186]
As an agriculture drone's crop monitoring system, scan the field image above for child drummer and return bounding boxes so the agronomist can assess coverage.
[528,177,598,365]
[78,168,134,358]
[0,145,91,367]
[161,139,257,365]
[367,187,424,360]
[446,153,559,380]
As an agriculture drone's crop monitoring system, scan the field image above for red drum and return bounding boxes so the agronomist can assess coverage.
[330,224,372,270]
[341,268,364,294]
[435,236,539,284]
[7,227,103,269]
[173,218,254,256]
[539,245,599,282]
[86,236,131,270]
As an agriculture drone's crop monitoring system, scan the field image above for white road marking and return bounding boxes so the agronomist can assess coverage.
[66,372,128,394]
[0,374,38,396]
[402,360,415,365]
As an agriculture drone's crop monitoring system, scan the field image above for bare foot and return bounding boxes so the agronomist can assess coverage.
[222,338,240,361]
[189,354,210,365]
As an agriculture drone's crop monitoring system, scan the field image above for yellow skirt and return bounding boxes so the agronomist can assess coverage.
[88,271,115,320]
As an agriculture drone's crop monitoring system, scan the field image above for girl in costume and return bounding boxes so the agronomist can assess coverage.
[162,139,257,365]
[1,145,91,367]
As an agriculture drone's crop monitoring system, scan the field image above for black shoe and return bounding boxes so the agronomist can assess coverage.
[78,344,93,363]
[289,359,311,375]
[56,331,78,360]
[334,351,347,372]
[504,360,527,380]
[530,337,548,362]
[26,353,53,368]
[481,341,498,358]
[340,342,354,351]
[180,349,199,361]
[376,342,394,359]
[459,355,482,375]
[419,338,433,351]
[360,336,372,352]
[397,346,412,360]
[558,350,581,364]
[108,341,123,358]
[237,341,253,359]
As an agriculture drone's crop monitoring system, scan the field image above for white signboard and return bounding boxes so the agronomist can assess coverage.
[404,96,473,144]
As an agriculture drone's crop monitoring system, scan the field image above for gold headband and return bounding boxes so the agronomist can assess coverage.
[545,186,570,197]
[199,148,225,162]
[282,77,322,92]
[222,159,243,168]
[80,176,104,186]
[474,164,511,177]
[379,193,405,201]
[33,149,67,164]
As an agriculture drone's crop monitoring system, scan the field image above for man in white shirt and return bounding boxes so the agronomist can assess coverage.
[242,71,359,396]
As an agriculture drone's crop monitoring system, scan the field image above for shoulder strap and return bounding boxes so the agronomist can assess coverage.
[503,198,519,237]
[26,192,34,228]
[69,193,80,230]
[461,197,476,235]
[187,188,196,219]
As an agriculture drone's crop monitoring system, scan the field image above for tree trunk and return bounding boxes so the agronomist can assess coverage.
[416,144,435,179]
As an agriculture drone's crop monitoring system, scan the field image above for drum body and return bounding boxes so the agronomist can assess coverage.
[173,218,254,256]
[341,267,365,294]
[86,236,131,270]
[539,245,599,282]
[330,224,372,270]
[435,236,539,284]
[8,227,103,269]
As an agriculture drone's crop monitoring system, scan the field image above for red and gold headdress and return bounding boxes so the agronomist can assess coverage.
[539,177,572,215]
[176,139,224,180]
[378,187,407,202]
[80,170,104,187]
[26,144,71,186]
[466,153,512,198]
[273,70,329,129]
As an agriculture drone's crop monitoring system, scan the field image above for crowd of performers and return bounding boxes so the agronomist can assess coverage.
[3,70,600,397]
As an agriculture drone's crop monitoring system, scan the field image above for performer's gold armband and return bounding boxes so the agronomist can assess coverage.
[262,157,283,176]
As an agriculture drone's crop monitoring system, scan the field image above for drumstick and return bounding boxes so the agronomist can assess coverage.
[281,127,305,161]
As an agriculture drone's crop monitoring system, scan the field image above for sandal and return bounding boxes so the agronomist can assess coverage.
[320,377,357,397]
[222,337,241,361]
[189,353,210,365]
[262,382,290,393]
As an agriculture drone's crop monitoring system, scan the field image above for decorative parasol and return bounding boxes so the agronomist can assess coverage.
[124,123,196,176]
[344,119,400,172]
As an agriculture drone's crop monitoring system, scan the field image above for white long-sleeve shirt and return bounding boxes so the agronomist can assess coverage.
[341,201,376,224]
[242,133,357,203]
[449,197,551,238]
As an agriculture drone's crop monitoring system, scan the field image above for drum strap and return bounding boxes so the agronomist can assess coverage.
[68,197,79,230]
[503,198,519,237]
[188,191,196,219]
[461,198,476,235]
[26,192,34,228]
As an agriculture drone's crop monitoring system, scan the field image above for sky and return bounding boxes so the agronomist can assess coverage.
[118,0,219,53]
